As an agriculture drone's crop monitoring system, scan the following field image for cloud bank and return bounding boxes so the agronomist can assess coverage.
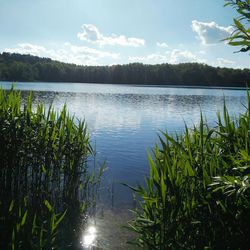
[169,49,205,64]
[129,49,206,64]
[77,24,145,47]
[129,53,168,64]
[3,42,241,68]
[216,57,235,67]
[4,43,120,65]
[191,20,234,45]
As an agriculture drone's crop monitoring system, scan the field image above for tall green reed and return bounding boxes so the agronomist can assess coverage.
[127,93,250,249]
[0,87,103,249]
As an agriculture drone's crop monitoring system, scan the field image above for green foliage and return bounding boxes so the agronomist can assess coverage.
[225,0,250,53]
[0,88,102,249]
[0,52,250,87]
[127,94,250,249]
[2,198,67,250]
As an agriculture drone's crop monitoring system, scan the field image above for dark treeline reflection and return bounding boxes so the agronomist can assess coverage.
[0,52,249,87]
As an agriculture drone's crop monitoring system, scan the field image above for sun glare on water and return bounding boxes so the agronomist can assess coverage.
[81,225,97,248]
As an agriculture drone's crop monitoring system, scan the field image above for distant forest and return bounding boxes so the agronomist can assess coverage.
[0,52,249,87]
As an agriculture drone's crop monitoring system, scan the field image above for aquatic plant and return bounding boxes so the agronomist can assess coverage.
[0,87,103,249]
[127,93,250,249]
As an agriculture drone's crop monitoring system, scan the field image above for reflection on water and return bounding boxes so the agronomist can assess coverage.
[79,206,137,250]
[1,82,247,205]
[0,81,248,249]
[23,90,246,207]
[81,224,97,249]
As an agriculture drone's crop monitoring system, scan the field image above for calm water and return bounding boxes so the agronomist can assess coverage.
[1,82,247,202]
[1,81,247,248]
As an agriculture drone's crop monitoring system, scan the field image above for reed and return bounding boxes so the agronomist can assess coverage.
[127,93,250,249]
[0,87,102,249]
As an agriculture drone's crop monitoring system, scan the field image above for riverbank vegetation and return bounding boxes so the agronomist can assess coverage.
[0,88,102,249]
[0,52,249,87]
[127,93,250,249]
[128,2,250,247]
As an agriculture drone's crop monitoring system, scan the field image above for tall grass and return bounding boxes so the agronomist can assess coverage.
[0,87,103,249]
[127,93,250,249]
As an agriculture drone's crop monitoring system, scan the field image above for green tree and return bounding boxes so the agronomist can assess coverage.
[225,0,250,52]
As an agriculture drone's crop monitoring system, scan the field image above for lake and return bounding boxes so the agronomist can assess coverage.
[0,81,247,248]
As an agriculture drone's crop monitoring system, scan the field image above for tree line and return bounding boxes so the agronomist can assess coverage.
[0,52,249,87]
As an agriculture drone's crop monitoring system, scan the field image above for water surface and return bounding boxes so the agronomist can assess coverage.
[1,81,247,248]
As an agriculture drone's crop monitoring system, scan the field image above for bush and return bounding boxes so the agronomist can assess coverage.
[0,88,101,249]
[128,93,250,249]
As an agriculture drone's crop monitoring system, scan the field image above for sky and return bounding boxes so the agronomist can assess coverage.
[0,0,249,68]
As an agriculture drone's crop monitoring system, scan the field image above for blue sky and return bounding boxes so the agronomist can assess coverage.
[0,0,249,68]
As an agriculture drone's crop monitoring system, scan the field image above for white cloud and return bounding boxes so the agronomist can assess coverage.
[67,43,119,59]
[128,53,168,64]
[6,43,241,68]
[128,49,206,64]
[77,24,145,47]
[156,42,168,48]
[5,43,48,56]
[169,49,206,64]
[191,20,234,45]
[4,42,120,66]
[216,57,235,67]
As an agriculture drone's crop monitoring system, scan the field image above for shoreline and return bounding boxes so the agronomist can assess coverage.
[0,80,248,91]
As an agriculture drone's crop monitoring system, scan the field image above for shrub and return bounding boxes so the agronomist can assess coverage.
[128,93,250,249]
[0,88,101,249]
